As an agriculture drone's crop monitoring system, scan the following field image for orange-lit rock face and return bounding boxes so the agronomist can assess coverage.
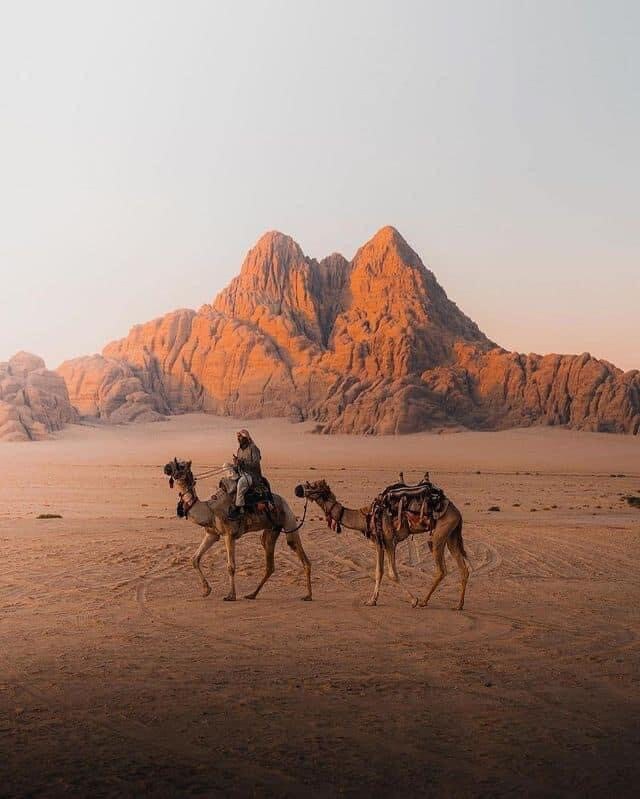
[58,227,640,434]
[0,352,79,441]
[57,354,168,424]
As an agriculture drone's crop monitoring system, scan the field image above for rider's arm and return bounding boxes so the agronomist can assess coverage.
[249,445,261,464]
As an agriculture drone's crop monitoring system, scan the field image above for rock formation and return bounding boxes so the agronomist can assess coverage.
[57,227,640,435]
[0,352,79,441]
[57,354,168,424]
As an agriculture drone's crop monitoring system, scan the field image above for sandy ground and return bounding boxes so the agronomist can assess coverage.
[1,415,639,797]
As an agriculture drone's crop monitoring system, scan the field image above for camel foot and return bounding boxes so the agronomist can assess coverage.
[364,598,377,607]
[244,593,258,600]
[223,594,236,602]
[411,597,419,609]
[301,594,312,601]
[418,598,429,608]
[455,603,465,611]
[202,584,212,598]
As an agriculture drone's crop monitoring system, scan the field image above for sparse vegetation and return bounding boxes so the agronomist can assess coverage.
[626,496,640,509]
[37,513,62,519]
[488,506,501,512]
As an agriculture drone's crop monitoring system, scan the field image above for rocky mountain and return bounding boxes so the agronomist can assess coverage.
[57,227,640,435]
[0,352,79,441]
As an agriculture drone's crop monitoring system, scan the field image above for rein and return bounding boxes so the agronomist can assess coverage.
[280,498,309,534]
[193,465,226,480]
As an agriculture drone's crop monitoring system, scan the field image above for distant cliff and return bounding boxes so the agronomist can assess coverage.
[56,227,639,435]
[0,352,79,441]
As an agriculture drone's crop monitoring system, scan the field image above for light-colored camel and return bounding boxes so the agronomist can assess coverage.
[164,459,312,601]
[294,479,469,609]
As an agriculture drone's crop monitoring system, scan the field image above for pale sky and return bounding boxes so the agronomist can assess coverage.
[1,0,638,371]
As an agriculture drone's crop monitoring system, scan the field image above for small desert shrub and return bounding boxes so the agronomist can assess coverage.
[37,513,62,519]
[488,506,501,512]
[626,496,640,509]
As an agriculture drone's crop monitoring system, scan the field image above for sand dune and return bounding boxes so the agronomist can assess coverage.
[1,417,639,796]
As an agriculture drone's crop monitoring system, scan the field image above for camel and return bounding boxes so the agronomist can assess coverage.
[294,478,469,609]
[163,459,312,602]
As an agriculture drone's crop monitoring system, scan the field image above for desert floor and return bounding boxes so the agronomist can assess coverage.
[1,415,639,797]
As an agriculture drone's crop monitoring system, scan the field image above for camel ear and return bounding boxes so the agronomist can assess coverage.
[169,478,174,489]
[187,460,192,468]
[174,457,178,466]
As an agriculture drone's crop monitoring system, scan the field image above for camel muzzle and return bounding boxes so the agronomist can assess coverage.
[294,484,305,498]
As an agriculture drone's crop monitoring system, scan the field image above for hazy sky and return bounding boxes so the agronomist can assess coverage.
[1,0,638,370]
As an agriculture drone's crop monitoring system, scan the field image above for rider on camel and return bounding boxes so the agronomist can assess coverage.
[228,429,263,519]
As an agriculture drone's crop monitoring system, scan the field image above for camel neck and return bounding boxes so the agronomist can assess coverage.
[318,496,368,534]
[178,484,199,512]
[179,481,197,496]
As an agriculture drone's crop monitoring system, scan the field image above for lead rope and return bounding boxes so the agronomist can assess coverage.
[281,498,309,534]
[193,465,227,480]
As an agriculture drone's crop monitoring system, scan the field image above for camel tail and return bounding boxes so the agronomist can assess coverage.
[451,518,468,561]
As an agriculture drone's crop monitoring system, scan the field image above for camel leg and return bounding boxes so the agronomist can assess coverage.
[191,530,219,597]
[364,541,384,606]
[419,543,447,607]
[222,534,237,601]
[386,542,419,608]
[447,536,469,611]
[245,531,276,600]
[287,532,313,601]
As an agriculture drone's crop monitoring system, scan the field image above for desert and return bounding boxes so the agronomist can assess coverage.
[1,414,639,796]
[4,3,639,796]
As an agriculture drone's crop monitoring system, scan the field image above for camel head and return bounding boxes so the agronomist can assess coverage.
[294,479,335,504]
[163,457,194,491]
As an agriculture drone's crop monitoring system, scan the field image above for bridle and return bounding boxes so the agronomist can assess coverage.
[167,463,198,519]
[305,485,344,534]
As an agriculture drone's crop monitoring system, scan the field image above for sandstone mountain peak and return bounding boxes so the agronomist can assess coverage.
[363,224,409,251]
[53,229,639,436]
[245,230,306,267]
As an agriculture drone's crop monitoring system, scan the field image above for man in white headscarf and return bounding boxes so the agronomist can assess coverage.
[228,429,262,519]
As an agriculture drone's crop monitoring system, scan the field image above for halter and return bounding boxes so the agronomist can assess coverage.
[170,465,198,519]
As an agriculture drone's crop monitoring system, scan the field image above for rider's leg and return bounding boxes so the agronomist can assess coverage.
[236,474,250,508]
[228,474,251,519]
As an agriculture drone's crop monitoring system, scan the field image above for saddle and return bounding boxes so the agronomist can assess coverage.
[244,477,275,513]
[368,472,448,542]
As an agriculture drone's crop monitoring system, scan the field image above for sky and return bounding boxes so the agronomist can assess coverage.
[1,0,638,371]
